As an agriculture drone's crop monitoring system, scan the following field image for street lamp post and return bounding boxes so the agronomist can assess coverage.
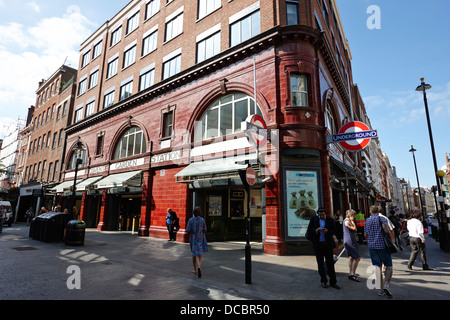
[71,141,83,221]
[415,78,450,251]
[409,146,425,217]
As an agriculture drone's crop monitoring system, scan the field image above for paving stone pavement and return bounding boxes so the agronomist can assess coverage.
[1,223,450,303]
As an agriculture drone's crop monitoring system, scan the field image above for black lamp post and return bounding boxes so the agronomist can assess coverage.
[415,78,450,251]
[409,146,425,217]
[71,141,83,220]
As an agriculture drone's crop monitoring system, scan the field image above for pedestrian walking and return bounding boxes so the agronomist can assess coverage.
[343,209,361,282]
[166,208,177,241]
[407,212,433,271]
[355,209,366,244]
[306,207,340,289]
[364,205,394,297]
[388,210,403,251]
[186,206,208,278]
[25,207,34,226]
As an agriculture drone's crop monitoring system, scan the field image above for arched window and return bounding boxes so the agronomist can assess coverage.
[325,102,336,134]
[113,126,147,160]
[68,144,88,170]
[194,93,263,142]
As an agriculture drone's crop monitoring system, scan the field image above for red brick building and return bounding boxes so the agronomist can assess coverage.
[61,0,371,255]
[17,66,77,219]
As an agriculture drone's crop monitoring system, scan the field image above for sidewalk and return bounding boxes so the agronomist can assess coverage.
[1,223,449,301]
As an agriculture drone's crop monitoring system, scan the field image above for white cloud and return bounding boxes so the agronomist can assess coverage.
[0,5,97,136]
[27,1,40,13]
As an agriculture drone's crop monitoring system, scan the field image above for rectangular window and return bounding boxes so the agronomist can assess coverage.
[146,0,160,19]
[120,81,133,101]
[127,11,140,34]
[142,30,158,56]
[62,102,67,116]
[96,134,104,156]
[92,41,102,59]
[75,107,83,123]
[163,111,173,138]
[89,70,99,89]
[53,161,59,182]
[198,0,221,19]
[104,90,115,109]
[85,100,95,117]
[230,10,260,47]
[81,51,90,68]
[286,0,299,25]
[47,162,53,182]
[107,57,118,78]
[140,69,155,91]
[52,132,58,149]
[58,129,64,147]
[290,74,308,107]
[162,54,181,80]
[56,106,61,120]
[111,26,122,47]
[196,31,220,63]
[78,78,87,96]
[123,45,136,69]
[165,12,183,42]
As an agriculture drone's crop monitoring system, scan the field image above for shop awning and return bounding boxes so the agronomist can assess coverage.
[175,154,257,183]
[75,176,104,191]
[49,180,83,193]
[94,170,142,189]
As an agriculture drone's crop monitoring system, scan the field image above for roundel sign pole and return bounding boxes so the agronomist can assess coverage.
[332,121,378,152]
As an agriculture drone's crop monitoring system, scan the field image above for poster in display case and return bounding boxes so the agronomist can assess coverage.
[208,195,222,216]
[285,170,319,238]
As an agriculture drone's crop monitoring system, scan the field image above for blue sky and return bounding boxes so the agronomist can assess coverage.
[0,0,448,189]
[337,0,450,189]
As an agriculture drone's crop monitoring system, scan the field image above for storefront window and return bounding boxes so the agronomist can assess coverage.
[194,93,263,141]
[113,126,147,160]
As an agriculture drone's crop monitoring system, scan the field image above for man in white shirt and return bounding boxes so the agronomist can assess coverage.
[407,212,433,270]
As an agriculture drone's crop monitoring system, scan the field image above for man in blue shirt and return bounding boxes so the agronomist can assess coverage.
[306,207,339,289]
[364,205,394,297]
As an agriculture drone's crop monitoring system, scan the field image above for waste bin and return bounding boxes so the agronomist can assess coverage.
[65,220,86,246]
[29,213,70,242]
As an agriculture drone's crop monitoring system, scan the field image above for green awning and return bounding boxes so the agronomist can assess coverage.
[175,154,257,183]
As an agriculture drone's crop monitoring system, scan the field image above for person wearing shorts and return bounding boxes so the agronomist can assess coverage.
[365,205,394,297]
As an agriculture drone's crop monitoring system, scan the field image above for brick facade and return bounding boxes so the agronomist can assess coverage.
[60,0,365,255]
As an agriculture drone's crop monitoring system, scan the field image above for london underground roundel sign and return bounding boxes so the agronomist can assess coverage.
[245,114,268,147]
[333,121,378,152]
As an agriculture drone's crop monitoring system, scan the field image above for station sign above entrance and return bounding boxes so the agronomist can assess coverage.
[327,121,378,152]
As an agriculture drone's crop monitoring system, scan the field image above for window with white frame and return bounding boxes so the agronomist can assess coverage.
[92,41,102,59]
[89,70,99,89]
[197,31,220,63]
[78,78,87,96]
[85,100,95,118]
[104,90,115,109]
[127,11,140,34]
[75,105,83,123]
[165,11,183,42]
[290,74,308,107]
[111,26,122,47]
[146,0,160,20]
[123,44,136,69]
[142,30,158,56]
[120,80,133,101]
[194,93,263,141]
[230,10,260,47]
[113,126,147,160]
[81,51,90,68]
[107,57,118,78]
[198,0,221,19]
[162,54,181,80]
[140,68,155,91]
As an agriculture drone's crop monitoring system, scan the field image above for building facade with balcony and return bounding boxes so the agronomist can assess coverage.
[61,0,380,255]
